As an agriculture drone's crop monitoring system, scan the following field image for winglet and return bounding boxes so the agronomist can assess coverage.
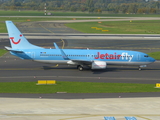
[54,42,60,49]
[54,42,69,60]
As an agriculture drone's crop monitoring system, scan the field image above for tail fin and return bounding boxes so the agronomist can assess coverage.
[5,21,43,49]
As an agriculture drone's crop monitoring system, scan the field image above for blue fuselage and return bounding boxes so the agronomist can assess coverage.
[11,49,155,66]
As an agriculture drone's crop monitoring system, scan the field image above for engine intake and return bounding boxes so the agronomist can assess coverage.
[91,61,107,69]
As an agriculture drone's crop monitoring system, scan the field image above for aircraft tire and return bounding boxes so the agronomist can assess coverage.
[78,66,83,71]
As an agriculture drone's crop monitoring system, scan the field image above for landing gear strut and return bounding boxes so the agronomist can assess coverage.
[138,65,147,71]
[138,67,141,71]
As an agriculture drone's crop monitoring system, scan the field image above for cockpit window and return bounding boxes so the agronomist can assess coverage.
[144,55,149,57]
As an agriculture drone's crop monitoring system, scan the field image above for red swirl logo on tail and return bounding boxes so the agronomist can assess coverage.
[10,34,22,44]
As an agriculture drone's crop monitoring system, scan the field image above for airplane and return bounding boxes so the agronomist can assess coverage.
[5,21,155,71]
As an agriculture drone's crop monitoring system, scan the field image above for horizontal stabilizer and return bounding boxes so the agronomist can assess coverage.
[5,46,23,53]
[5,46,12,51]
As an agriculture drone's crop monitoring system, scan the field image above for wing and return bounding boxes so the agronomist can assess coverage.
[53,43,93,65]
[67,59,93,65]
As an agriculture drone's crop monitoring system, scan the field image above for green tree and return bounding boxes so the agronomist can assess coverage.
[128,3,138,13]
[70,5,77,12]
[86,0,94,12]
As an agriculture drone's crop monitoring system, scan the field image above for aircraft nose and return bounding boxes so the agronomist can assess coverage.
[150,57,155,62]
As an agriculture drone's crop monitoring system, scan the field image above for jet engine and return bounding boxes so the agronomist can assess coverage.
[91,61,107,69]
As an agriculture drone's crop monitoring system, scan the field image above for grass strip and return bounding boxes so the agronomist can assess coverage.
[1,10,160,17]
[0,22,7,33]
[148,51,160,60]
[0,17,109,23]
[0,82,159,93]
[0,49,7,56]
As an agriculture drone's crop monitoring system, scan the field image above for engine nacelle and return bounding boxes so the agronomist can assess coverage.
[91,61,107,69]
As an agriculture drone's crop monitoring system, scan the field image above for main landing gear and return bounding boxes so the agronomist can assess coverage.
[77,65,84,71]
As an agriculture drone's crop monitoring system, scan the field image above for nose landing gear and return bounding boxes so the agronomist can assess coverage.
[138,65,147,71]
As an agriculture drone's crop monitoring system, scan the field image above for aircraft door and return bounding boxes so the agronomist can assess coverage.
[24,52,35,59]
[27,52,35,59]
[31,52,35,58]
[87,54,94,60]
[137,54,140,61]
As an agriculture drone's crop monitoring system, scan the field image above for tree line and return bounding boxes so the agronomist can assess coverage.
[0,0,160,14]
